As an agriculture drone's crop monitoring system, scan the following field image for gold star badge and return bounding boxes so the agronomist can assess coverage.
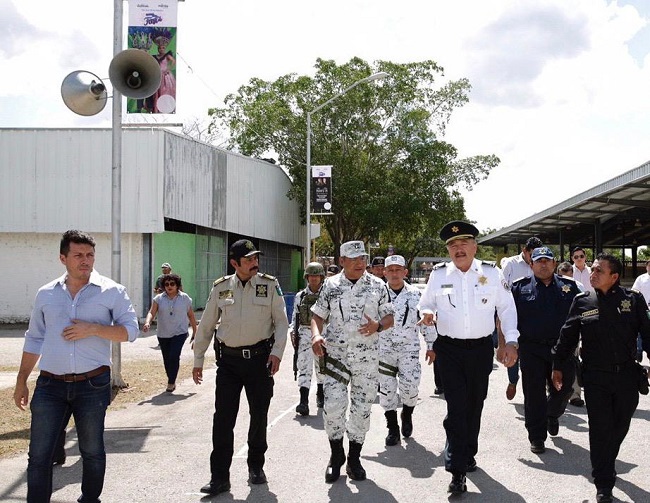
[246,240,255,250]
[478,275,488,285]
[256,285,268,297]
[452,225,459,233]
[620,299,632,312]
[561,285,571,293]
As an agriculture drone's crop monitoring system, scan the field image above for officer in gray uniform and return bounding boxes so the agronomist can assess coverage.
[193,239,288,496]
[418,221,520,495]
[379,254,425,445]
[311,240,394,483]
[291,262,326,416]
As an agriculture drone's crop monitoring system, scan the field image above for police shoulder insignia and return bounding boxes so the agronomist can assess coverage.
[575,291,589,298]
[481,260,496,267]
[276,285,283,296]
[213,275,229,286]
[433,262,447,270]
[631,288,641,294]
[581,308,599,318]
[259,273,277,281]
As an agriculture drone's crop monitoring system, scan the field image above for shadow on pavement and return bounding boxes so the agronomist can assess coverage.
[137,391,197,406]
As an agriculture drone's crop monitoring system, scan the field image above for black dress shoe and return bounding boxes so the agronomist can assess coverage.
[466,457,477,472]
[569,397,585,407]
[200,480,231,495]
[52,456,66,466]
[596,488,613,503]
[530,441,545,454]
[547,417,559,436]
[448,473,467,494]
[248,468,267,484]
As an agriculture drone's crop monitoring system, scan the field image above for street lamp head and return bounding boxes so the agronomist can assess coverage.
[364,72,389,82]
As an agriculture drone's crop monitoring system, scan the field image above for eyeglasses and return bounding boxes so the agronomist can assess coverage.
[164,282,176,287]
[573,255,585,259]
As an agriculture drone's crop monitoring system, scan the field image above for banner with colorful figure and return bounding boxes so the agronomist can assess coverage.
[312,165,333,214]
[127,1,178,114]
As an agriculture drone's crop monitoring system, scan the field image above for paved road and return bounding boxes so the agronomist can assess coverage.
[1,324,649,502]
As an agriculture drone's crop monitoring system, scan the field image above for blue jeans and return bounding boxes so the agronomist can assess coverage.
[27,370,111,503]
[158,333,188,384]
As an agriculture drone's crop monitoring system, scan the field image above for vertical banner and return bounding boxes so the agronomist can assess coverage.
[312,165,333,214]
[127,1,178,114]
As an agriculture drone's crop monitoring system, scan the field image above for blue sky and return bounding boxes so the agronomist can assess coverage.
[1,0,649,232]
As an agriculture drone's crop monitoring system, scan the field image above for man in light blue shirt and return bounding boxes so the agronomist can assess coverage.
[13,230,139,503]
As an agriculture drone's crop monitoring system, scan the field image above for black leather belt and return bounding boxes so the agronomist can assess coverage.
[437,334,492,348]
[585,360,635,373]
[221,339,271,359]
[40,365,110,382]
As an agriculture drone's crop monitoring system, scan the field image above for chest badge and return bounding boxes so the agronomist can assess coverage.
[256,285,268,297]
[561,285,571,293]
[478,275,488,285]
[219,290,233,300]
[620,299,632,312]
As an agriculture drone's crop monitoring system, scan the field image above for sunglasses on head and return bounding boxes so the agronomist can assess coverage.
[164,282,176,287]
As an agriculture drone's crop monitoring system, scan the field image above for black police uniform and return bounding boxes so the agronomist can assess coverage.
[553,285,650,492]
[511,273,580,443]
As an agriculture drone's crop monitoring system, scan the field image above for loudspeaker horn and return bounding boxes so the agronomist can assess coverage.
[108,49,162,99]
[61,71,108,116]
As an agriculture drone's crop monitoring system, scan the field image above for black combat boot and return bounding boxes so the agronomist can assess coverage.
[401,405,414,438]
[448,472,467,494]
[346,441,366,481]
[316,384,324,408]
[325,438,346,483]
[295,386,309,416]
[384,410,400,446]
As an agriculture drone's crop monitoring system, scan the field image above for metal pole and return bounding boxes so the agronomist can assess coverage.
[111,0,126,388]
[305,111,311,268]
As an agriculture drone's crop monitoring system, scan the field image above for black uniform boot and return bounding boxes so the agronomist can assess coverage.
[384,410,400,446]
[400,405,414,438]
[316,384,324,408]
[325,438,346,483]
[346,441,366,481]
[295,386,309,416]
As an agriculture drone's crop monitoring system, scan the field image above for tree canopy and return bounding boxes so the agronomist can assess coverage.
[208,57,499,262]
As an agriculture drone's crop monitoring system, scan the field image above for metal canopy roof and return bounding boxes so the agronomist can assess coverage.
[478,160,650,250]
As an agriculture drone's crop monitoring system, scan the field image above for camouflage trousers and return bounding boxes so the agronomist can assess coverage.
[379,339,421,410]
[321,338,379,444]
[297,327,323,389]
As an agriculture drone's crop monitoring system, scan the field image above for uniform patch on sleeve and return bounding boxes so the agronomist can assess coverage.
[502,279,510,291]
[581,308,599,318]
[256,285,268,297]
[276,285,283,296]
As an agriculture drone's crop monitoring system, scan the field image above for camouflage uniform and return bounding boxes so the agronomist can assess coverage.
[292,288,324,389]
[311,271,392,443]
[379,282,423,412]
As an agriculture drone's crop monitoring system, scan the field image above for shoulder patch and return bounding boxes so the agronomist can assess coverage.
[481,260,496,267]
[213,275,230,286]
[259,273,277,281]
[433,262,447,270]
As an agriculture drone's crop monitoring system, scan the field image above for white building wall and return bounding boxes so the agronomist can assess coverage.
[1,233,145,323]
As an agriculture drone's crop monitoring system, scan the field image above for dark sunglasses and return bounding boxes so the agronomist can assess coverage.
[164,282,176,287]
[573,254,585,259]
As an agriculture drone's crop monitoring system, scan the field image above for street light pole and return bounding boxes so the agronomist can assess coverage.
[305,71,388,268]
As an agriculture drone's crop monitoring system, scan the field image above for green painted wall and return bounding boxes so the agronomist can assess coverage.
[291,249,303,293]
[154,231,198,308]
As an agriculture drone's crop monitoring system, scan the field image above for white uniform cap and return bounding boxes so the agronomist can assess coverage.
[384,255,406,267]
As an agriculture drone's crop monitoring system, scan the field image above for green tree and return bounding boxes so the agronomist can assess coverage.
[209,57,498,259]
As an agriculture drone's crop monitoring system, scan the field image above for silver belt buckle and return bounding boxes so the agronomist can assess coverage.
[242,349,251,359]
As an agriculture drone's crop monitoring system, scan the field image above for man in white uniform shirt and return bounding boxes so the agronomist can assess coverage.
[419,221,520,495]
[632,259,650,362]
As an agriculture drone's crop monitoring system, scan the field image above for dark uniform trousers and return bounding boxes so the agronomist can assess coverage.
[583,366,638,490]
[520,342,575,442]
[210,352,273,481]
[435,335,494,474]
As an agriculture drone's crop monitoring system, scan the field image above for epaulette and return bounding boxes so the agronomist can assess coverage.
[433,262,447,270]
[575,291,589,298]
[481,260,496,267]
[631,288,641,295]
[213,275,231,286]
[512,276,532,286]
[258,272,277,281]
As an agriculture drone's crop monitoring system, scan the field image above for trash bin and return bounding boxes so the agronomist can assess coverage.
[284,292,296,322]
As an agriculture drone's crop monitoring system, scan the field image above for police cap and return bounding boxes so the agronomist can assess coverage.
[439,220,479,244]
[371,256,385,267]
[229,239,263,261]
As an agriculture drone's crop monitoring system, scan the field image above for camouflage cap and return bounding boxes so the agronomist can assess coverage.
[340,240,368,258]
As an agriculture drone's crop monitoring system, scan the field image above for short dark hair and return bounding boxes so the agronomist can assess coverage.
[595,253,622,283]
[524,237,543,251]
[571,246,586,255]
[557,261,572,274]
[60,230,96,256]
[161,273,182,289]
